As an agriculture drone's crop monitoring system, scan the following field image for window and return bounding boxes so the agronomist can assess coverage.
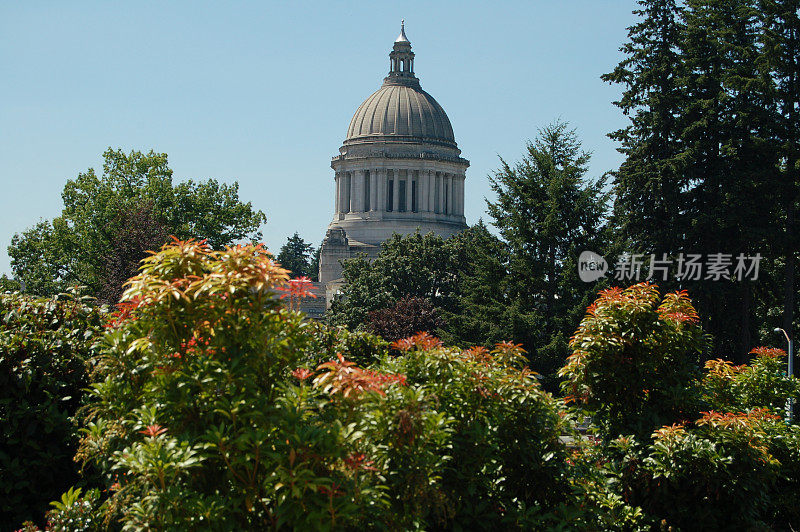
[364,171,370,211]
[387,179,393,211]
[399,180,407,212]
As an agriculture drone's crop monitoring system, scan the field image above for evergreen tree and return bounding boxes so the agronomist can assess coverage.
[276,233,314,279]
[759,0,800,342]
[309,245,321,282]
[606,0,785,360]
[486,121,611,387]
[678,0,779,357]
[602,0,688,256]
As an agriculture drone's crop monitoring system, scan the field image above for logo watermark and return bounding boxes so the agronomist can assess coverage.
[578,252,762,282]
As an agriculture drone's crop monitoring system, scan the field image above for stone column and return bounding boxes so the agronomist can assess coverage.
[341,173,348,213]
[440,173,446,215]
[455,175,462,216]
[392,171,400,212]
[426,170,433,212]
[377,168,386,212]
[448,174,454,215]
[459,175,465,216]
[370,171,378,211]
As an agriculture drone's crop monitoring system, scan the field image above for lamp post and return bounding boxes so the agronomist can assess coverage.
[774,327,794,422]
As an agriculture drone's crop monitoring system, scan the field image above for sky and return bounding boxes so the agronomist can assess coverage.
[0,1,638,276]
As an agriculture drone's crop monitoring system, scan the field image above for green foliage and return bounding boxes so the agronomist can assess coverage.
[328,223,515,350]
[0,290,104,529]
[75,239,317,529]
[702,347,800,414]
[380,338,570,528]
[0,274,22,292]
[560,283,707,438]
[605,0,800,359]
[9,148,266,301]
[60,239,575,529]
[276,232,316,280]
[613,410,800,530]
[487,121,611,389]
[301,321,389,368]
[328,231,460,331]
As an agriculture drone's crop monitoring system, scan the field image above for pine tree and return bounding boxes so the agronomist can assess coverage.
[606,0,783,360]
[486,121,611,388]
[603,0,688,256]
[276,233,314,278]
[760,0,800,342]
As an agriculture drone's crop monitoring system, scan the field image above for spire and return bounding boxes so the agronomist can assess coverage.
[387,21,417,85]
[395,20,409,43]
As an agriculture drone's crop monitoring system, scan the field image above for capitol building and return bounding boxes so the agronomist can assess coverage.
[316,23,469,308]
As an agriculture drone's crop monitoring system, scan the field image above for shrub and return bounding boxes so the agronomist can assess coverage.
[703,347,800,415]
[76,239,327,529]
[301,321,388,368]
[364,296,443,345]
[381,335,570,528]
[614,409,800,530]
[72,239,439,529]
[559,283,707,438]
[0,290,104,529]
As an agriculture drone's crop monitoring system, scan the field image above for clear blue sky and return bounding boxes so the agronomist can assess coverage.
[0,1,637,275]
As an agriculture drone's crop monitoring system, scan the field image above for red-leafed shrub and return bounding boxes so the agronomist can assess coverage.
[365,295,443,345]
[559,283,707,438]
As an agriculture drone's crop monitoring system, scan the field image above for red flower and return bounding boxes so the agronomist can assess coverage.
[390,331,443,352]
[750,347,787,359]
[291,368,314,381]
[139,424,168,438]
[277,276,317,300]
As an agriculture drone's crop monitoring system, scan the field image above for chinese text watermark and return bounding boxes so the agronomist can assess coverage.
[578,251,762,283]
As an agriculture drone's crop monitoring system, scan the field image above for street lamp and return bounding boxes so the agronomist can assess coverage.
[774,327,794,422]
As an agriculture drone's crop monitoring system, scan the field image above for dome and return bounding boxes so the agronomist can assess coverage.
[345,82,456,147]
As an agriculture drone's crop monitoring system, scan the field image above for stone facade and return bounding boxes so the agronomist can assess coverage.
[318,23,469,308]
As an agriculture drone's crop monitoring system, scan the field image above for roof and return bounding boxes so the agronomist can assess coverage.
[345,82,456,147]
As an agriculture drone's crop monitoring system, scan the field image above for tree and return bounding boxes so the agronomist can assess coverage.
[276,233,314,279]
[309,245,321,282]
[8,148,266,301]
[327,226,512,347]
[365,296,443,344]
[486,121,611,387]
[97,201,169,304]
[759,0,800,352]
[605,0,787,361]
[328,231,461,331]
[602,0,688,256]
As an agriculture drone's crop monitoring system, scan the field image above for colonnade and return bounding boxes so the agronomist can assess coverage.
[335,168,464,217]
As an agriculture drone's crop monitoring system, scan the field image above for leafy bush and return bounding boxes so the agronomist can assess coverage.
[0,290,104,529]
[75,239,327,529]
[58,239,574,529]
[559,283,707,438]
[703,347,800,415]
[381,335,570,528]
[613,409,800,530]
[365,296,443,345]
[301,321,388,368]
